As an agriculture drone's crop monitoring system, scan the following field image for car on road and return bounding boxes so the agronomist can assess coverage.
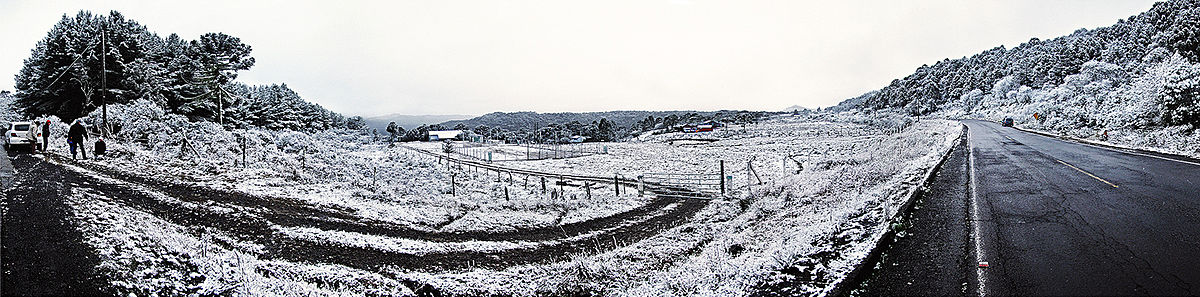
[4,121,40,152]
[1001,117,1014,127]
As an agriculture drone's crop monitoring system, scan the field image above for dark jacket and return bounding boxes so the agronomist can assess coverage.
[94,139,106,155]
[68,122,87,143]
[42,122,50,135]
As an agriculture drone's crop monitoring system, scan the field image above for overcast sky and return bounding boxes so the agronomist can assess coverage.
[0,0,1161,117]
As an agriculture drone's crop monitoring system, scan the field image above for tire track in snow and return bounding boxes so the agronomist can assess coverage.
[70,157,681,243]
[42,156,711,272]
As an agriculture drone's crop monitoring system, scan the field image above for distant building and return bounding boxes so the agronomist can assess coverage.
[428,130,465,141]
[682,121,724,133]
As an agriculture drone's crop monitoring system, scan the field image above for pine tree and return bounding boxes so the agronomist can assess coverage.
[181,32,255,126]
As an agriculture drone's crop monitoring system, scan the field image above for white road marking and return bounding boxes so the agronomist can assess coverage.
[1056,159,1119,188]
[968,133,988,297]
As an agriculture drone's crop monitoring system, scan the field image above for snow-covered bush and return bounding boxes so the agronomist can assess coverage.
[0,92,21,123]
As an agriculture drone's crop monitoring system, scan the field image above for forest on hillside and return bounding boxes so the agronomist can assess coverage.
[11,11,346,132]
[835,0,1200,133]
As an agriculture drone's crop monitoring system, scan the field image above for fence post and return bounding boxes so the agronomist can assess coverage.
[559,175,564,193]
[720,160,725,196]
[638,175,644,197]
[585,182,591,199]
[451,173,456,196]
[541,176,546,193]
[614,174,620,196]
[505,186,510,201]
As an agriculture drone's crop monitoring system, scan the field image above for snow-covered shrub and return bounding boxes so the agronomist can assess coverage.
[0,92,21,123]
[961,89,984,112]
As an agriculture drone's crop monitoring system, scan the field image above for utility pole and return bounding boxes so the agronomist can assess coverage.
[101,21,108,136]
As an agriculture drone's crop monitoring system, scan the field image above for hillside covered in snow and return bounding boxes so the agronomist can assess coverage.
[832,0,1200,157]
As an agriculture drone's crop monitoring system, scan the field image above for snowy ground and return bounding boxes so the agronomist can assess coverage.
[26,106,961,296]
[400,116,962,296]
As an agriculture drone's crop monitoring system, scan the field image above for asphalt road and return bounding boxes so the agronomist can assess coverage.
[965,119,1200,296]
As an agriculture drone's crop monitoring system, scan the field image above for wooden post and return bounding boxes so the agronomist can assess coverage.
[585,182,591,199]
[614,174,620,196]
[451,173,456,196]
[559,175,564,193]
[505,186,510,201]
[638,175,644,197]
[541,176,547,193]
[719,160,725,196]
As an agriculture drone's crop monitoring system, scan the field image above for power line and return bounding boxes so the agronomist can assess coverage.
[37,35,103,94]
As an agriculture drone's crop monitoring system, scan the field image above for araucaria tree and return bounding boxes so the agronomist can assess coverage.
[181,33,255,126]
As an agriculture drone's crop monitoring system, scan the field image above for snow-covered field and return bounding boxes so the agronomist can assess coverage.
[393,117,962,296]
[37,104,963,296]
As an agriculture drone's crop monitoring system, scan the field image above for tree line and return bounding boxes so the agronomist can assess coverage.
[12,11,347,132]
[379,110,769,143]
[833,0,1200,128]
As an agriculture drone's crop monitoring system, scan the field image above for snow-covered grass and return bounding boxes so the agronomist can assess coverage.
[63,171,412,296]
[393,117,962,296]
[61,99,650,233]
[47,102,961,296]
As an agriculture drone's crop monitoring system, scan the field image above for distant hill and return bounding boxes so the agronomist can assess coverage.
[440,110,731,131]
[780,105,811,113]
[364,114,473,132]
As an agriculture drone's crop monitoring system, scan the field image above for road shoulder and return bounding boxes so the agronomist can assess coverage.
[846,129,972,296]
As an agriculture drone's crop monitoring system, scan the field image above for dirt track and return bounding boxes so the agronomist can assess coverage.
[2,153,710,292]
[1,155,108,296]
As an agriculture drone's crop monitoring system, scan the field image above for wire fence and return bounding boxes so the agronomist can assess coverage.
[406,146,726,200]
[523,143,606,160]
[452,142,608,162]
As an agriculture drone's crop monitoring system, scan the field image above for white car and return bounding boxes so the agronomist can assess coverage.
[4,121,41,152]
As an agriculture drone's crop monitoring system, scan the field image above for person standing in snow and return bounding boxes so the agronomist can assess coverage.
[41,120,50,151]
[68,120,88,160]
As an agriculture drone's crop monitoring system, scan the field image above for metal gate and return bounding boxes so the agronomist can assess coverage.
[641,172,722,199]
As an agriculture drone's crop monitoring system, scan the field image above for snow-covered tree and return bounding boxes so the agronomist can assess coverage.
[179,33,255,126]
